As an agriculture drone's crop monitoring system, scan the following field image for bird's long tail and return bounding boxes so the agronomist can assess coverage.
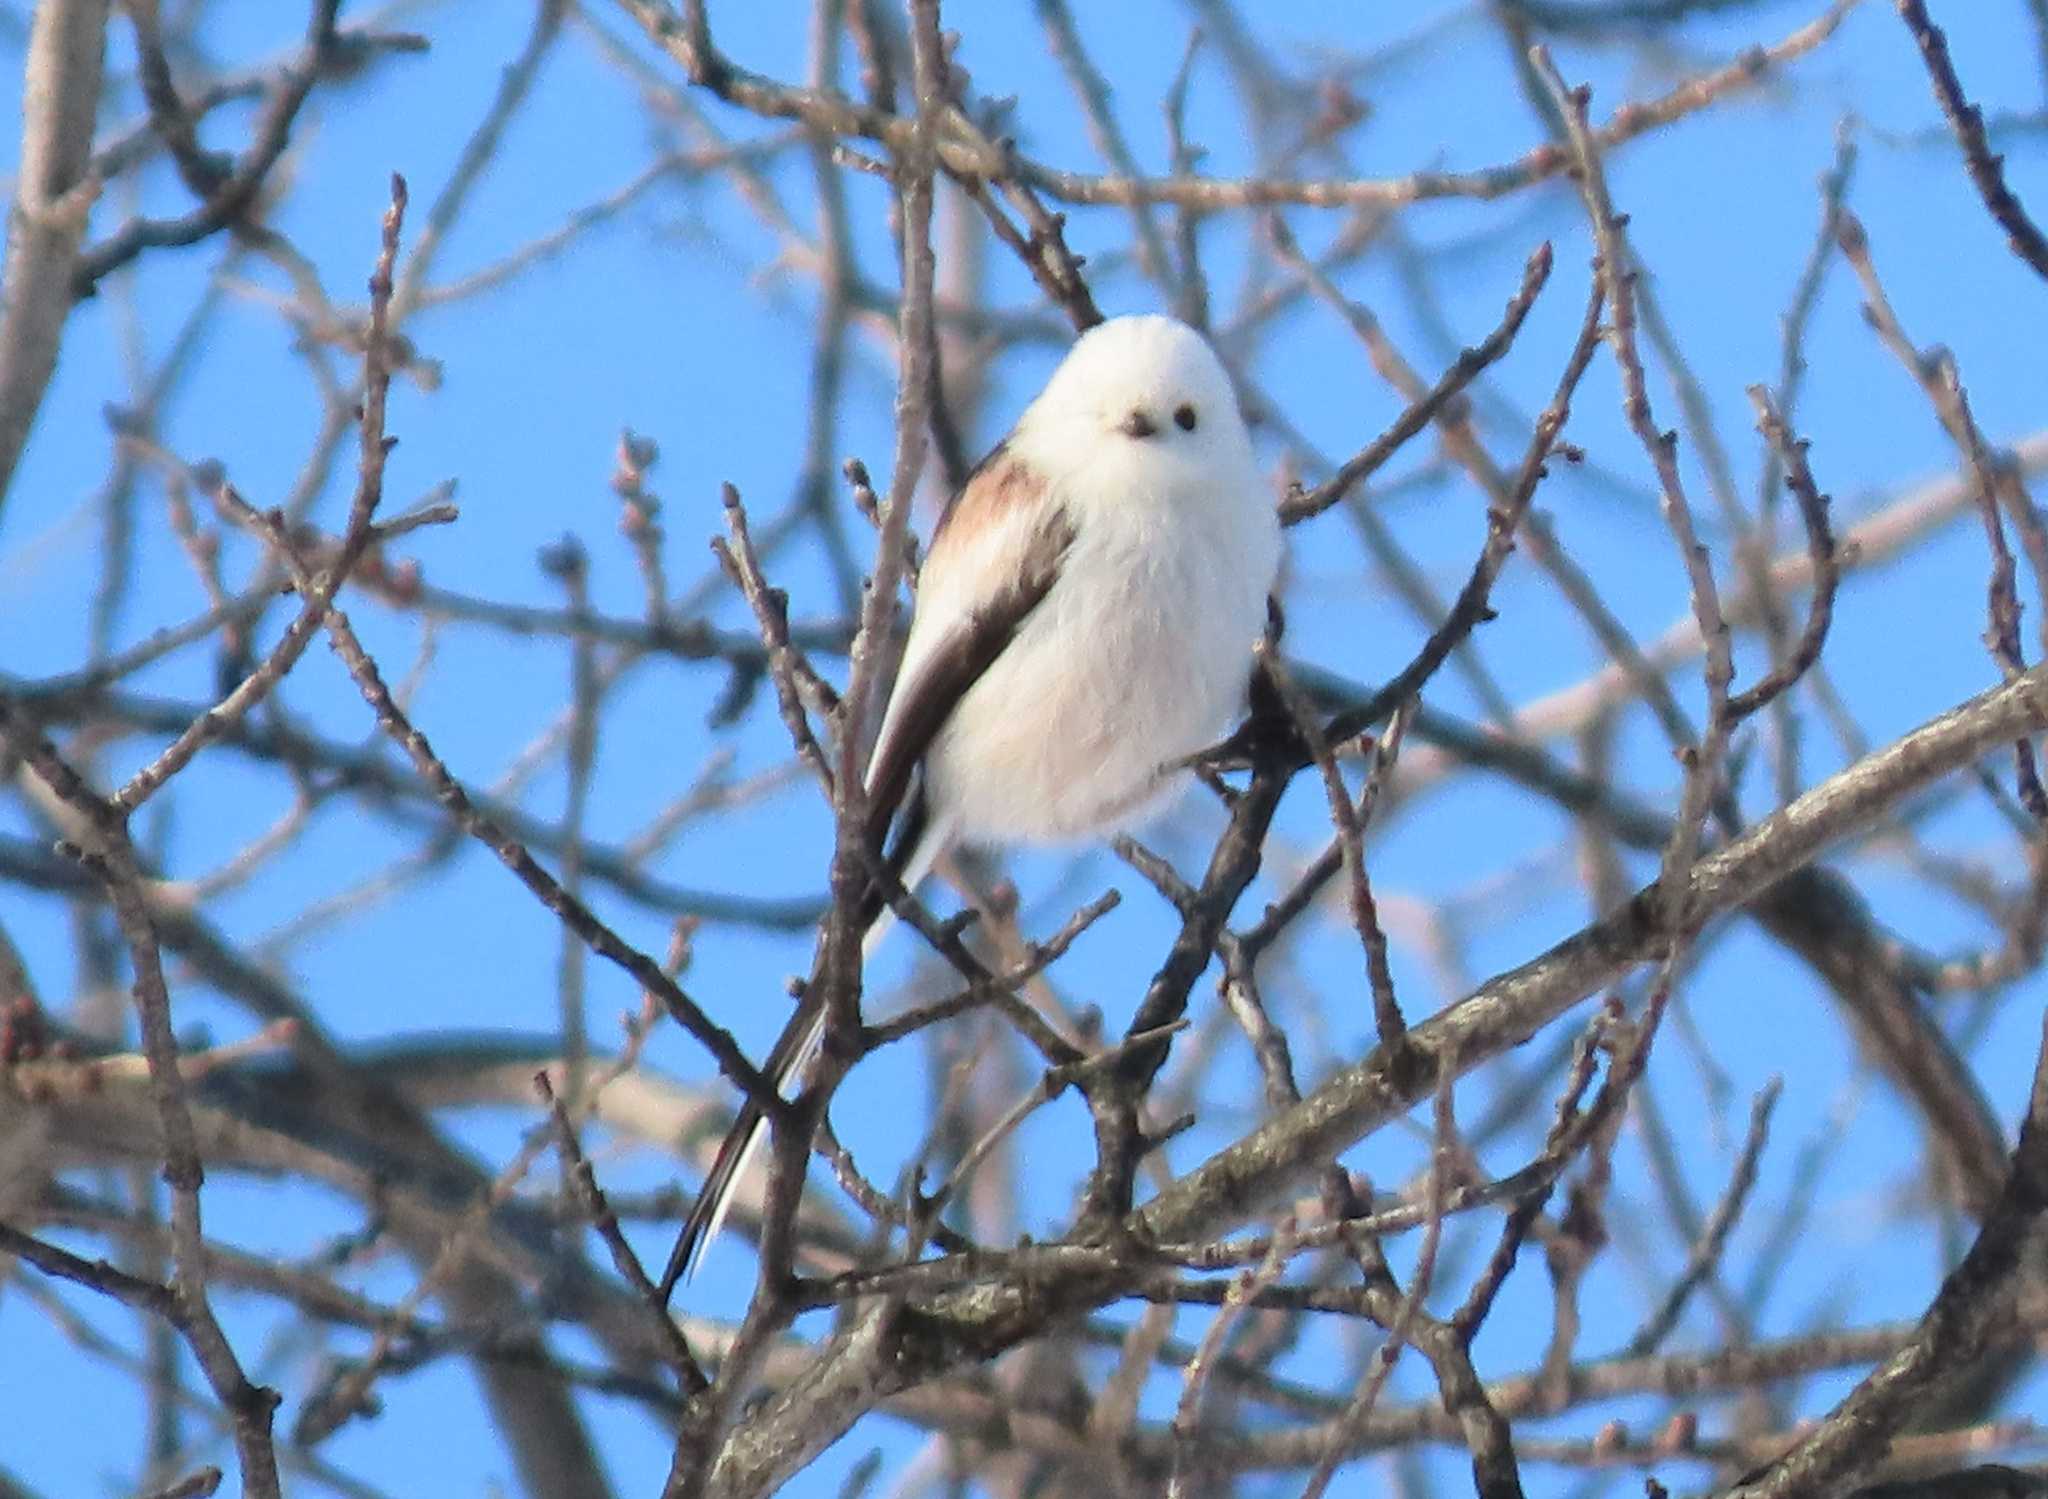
[659,817,949,1297]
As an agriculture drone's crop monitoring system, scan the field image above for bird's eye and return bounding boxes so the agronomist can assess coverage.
[1121,409,1159,439]
[1174,404,1198,432]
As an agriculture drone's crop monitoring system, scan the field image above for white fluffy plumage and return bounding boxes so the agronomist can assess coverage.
[662,314,1281,1292]
[884,312,1280,866]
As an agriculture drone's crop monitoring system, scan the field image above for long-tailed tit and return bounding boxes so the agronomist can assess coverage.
[662,314,1282,1294]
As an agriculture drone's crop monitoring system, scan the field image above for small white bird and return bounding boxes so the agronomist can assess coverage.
[662,314,1282,1293]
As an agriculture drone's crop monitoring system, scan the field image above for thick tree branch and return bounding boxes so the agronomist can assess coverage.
[0,0,108,521]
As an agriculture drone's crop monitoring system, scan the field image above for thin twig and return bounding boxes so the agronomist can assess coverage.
[1895,0,2048,283]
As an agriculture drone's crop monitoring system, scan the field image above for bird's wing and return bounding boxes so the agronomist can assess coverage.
[659,446,1075,1298]
[861,443,1075,849]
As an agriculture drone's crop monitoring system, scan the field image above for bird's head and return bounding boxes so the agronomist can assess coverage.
[1021,314,1253,473]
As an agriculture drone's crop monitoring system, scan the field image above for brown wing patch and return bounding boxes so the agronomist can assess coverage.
[928,441,1043,557]
[864,501,1077,858]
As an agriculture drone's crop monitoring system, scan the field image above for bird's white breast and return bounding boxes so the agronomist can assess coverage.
[925,447,1278,846]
